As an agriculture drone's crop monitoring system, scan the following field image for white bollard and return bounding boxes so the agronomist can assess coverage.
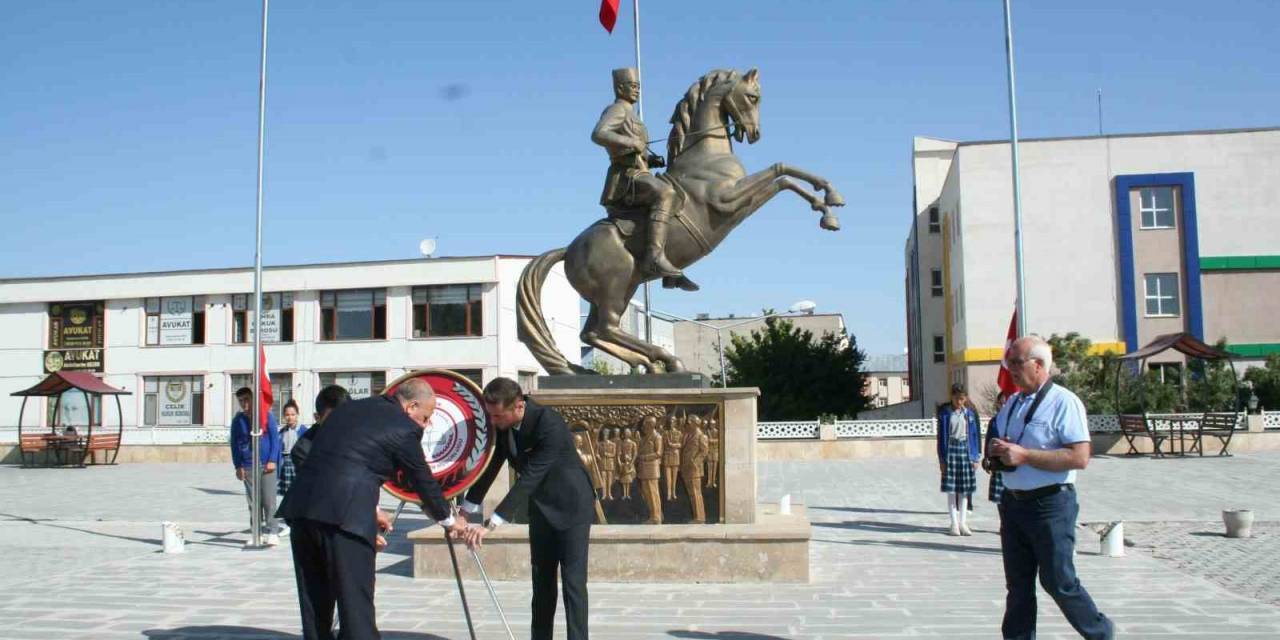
[162,521,186,554]
[779,494,792,515]
[1100,521,1124,557]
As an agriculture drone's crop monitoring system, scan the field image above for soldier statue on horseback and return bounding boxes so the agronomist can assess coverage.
[591,67,697,291]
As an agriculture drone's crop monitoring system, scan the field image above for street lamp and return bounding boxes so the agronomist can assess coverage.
[654,300,818,387]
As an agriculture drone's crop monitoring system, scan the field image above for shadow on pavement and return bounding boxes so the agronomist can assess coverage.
[143,626,447,639]
[810,505,946,516]
[0,511,162,546]
[193,486,242,496]
[813,519,953,535]
[668,631,791,639]
[823,535,1002,555]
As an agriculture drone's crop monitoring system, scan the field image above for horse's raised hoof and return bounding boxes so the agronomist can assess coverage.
[825,190,846,207]
[820,215,841,231]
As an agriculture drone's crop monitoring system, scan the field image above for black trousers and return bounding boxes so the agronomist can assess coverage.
[999,487,1113,640]
[529,511,591,640]
[289,518,379,640]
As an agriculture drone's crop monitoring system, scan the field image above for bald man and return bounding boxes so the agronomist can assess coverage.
[277,379,467,640]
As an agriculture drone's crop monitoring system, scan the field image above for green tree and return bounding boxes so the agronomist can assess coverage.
[1243,354,1280,411]
[719,315,868,420]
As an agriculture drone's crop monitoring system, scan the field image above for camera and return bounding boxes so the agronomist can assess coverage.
[982,456,1017,473]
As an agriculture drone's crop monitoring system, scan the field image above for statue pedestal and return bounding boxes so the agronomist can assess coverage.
[410,386,811,582]
[409,504,810,583]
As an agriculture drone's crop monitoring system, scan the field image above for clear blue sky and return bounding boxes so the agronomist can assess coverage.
[2,1,1275,355]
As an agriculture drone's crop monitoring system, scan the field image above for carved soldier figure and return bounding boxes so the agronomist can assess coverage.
[617,429,638,500]
[680,415,710,523]
[598,428,619,500]
[637,416,664,524]
[662,414,684,500]
[572,429,603,496]
[592,67,697,291]
[704,417,720,488]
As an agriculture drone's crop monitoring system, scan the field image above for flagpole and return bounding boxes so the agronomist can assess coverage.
[250,0,270,548]
[1002,0,1027,337]
[632,0,655,346]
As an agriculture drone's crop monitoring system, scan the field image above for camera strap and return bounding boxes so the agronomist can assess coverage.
[1007,381,1054,446]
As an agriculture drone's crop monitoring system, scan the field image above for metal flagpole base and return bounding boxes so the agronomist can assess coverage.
[445,529,478,640]
[470,548,516,640]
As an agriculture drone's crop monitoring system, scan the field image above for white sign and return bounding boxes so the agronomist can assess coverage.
[159,297,193,345]
[335,372,373,399]
[159,379,193,425]
[247,293,282,343]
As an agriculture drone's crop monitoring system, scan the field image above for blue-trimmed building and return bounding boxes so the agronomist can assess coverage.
[905,127,1280,414]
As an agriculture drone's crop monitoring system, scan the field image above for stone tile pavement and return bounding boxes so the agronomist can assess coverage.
[0,452,1277,638]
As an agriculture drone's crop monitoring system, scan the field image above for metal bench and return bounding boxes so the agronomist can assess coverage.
[1118,414,1169,457]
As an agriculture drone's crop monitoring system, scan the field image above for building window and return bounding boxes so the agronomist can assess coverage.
[319,371,387,400]
[928,206,940,234]
[321,289,386,341]
[1143,273,1181,317]
[930,269,943,297]
[232,293,294,343]
[932,335,945,363]
[229,373,294,424]
[412,284,483,338]
[1138,187,1176,229]
[144,375,205,426]
[1150,362,1183,386]
[145,297,206,346]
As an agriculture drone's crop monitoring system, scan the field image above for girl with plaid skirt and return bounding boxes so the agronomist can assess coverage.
[936,384,981,536]
[277,400,307,498]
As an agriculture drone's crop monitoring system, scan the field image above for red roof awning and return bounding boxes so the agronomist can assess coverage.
[11,371,132,397]
[1117,332,1235,362]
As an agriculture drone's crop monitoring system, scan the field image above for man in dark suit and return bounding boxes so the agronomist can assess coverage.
[459,377,595,640]
[277,378,467,640]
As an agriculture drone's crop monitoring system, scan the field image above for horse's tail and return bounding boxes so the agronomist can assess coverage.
[517,248,592,376]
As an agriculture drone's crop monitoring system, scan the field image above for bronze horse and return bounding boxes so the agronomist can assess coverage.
[518,68,843,375]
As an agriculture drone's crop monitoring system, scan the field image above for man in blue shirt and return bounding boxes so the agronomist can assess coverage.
[230,386,283,546]
[989,336,1113,640]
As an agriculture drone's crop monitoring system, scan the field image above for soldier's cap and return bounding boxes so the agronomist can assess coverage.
[612,68,639,84]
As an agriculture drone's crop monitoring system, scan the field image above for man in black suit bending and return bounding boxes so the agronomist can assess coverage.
[459,377,595,640]
[277,378,467,640]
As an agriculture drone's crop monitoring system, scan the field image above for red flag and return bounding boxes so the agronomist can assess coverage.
[257,345,273,433]
[599,0,620,33]
[996,309,1019,396]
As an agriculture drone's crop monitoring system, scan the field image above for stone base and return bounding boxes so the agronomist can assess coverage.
[536,373,708,390]
[409,504,810,583]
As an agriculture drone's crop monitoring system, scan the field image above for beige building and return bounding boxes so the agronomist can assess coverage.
[906,127,1280,414]
[672,312,846,381]
[862,354,910,409]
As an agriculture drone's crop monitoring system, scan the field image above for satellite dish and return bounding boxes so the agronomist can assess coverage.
[419,238,437,257]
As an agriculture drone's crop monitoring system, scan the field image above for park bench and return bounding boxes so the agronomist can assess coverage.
[1118,414,1169,457]
[1187,412,1238,457]
[19,433,49,467]
[85,432,123,465]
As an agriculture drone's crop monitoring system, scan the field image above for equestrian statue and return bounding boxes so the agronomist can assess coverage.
[518,67,844,375]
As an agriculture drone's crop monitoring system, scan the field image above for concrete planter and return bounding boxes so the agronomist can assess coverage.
[1223,509,1255,538]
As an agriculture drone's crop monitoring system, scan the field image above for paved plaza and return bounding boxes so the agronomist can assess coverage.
[0,452,1277,639]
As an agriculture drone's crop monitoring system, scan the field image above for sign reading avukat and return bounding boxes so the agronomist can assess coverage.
[518,67,844,375]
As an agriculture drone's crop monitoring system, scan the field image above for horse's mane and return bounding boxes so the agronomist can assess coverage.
[667,69,740,160]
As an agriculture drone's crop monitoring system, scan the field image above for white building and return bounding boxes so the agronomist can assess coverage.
[862,354,910,409]
[1,256,580,432]
[673,312,847,380]
[906,127,1280,414]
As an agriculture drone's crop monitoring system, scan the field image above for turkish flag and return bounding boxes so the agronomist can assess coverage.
[257,345,273,432]
[996,309,1019,396]
[599,0,620,33]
